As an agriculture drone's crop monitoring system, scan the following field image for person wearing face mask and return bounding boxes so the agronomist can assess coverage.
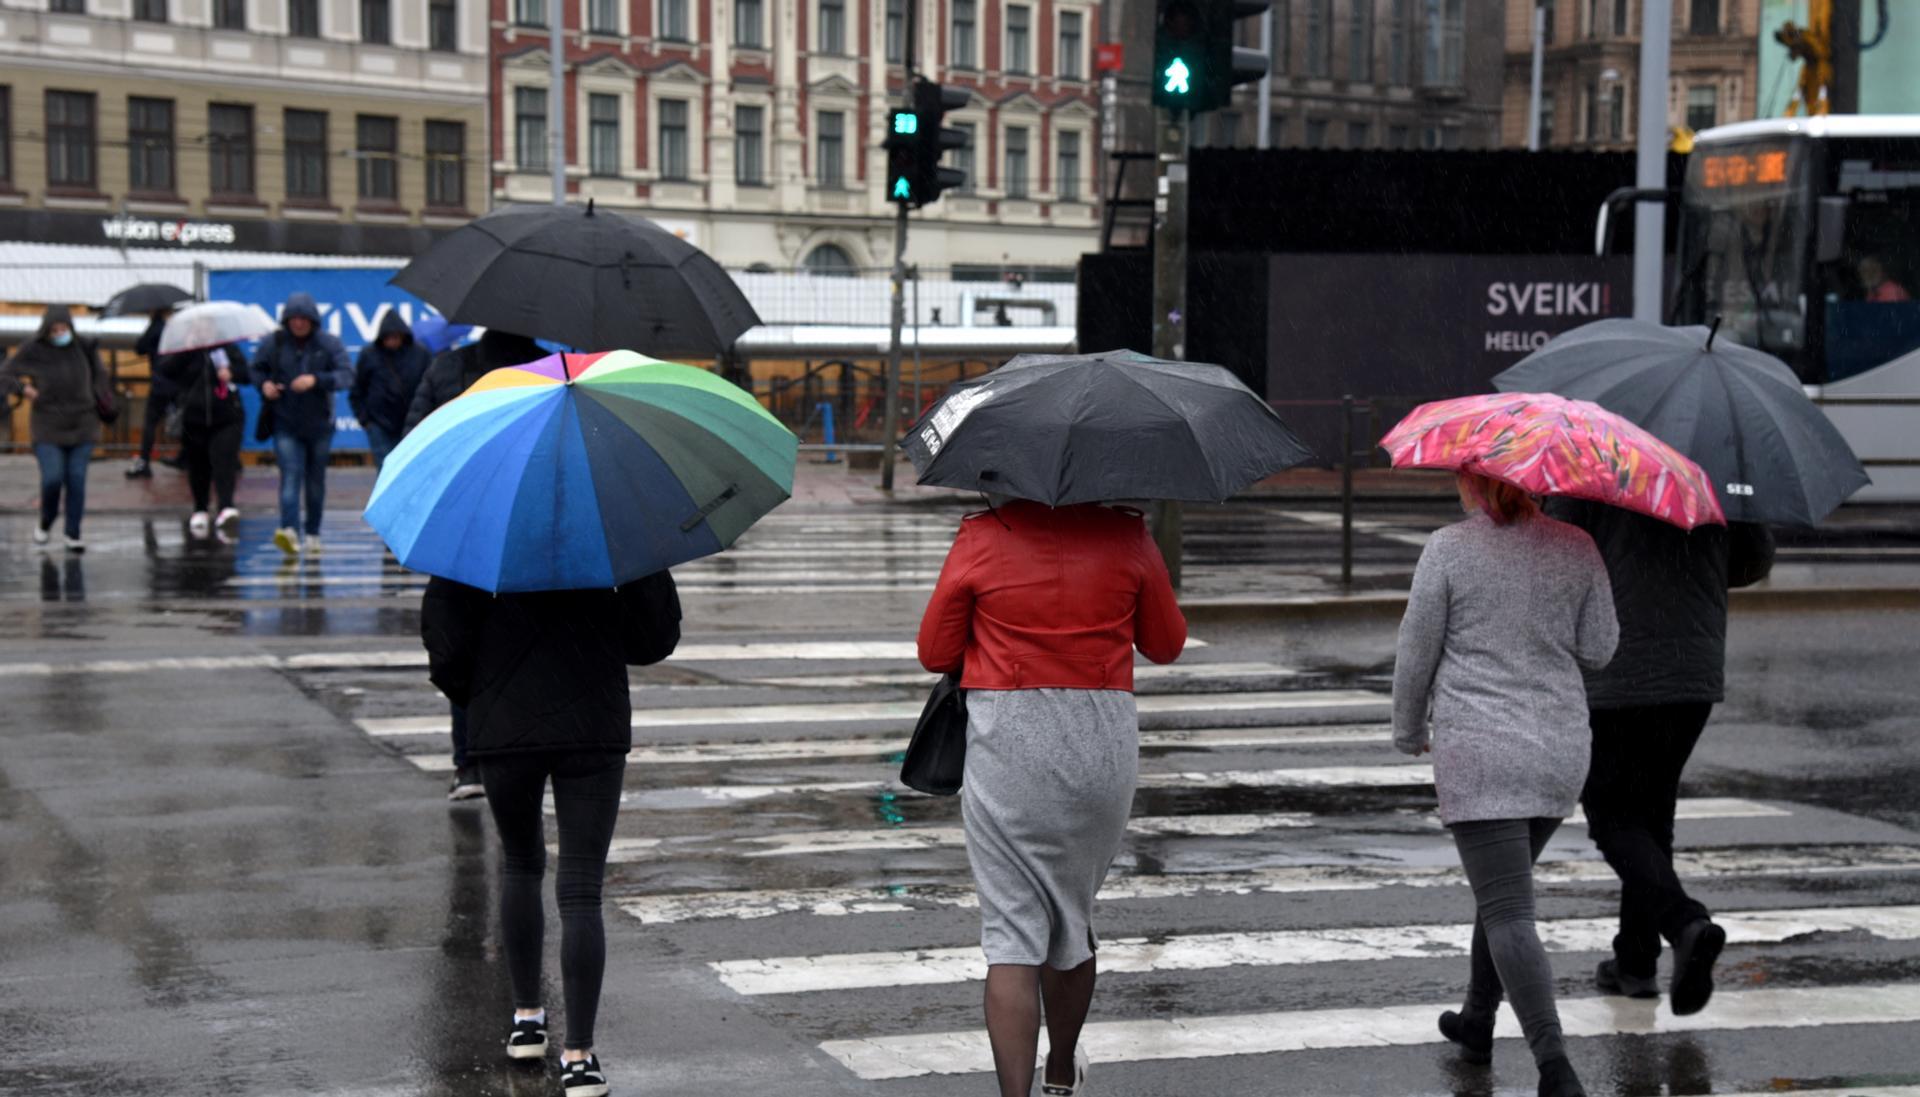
[1,305,113,552]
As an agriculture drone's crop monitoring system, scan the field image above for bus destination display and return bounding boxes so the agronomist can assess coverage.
[1700,149,1790,189]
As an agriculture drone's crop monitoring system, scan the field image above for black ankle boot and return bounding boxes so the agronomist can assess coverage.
[1538,1055,1586,1097]
[1437,1009,1493,1064]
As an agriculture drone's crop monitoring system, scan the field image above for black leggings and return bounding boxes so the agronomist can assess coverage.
[183,420,242,512]
[480,751,626,1051]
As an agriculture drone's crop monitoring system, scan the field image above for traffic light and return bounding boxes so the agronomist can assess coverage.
[885,78,971,209]
[1152,0,1271,114]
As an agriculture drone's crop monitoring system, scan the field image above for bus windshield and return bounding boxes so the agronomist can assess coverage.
[1673,138,1811,370]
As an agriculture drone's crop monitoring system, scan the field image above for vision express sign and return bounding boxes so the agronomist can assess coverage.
[1265,253,1633,456]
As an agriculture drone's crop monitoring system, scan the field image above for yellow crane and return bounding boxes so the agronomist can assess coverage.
[1776,0,1837,117]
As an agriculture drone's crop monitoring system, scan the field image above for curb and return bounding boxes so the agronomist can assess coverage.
[1180,584,1920,624]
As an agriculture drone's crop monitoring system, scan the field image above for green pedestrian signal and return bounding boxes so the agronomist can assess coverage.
[1163,57,1191,95]
[892,176,912,200]
[894,113,919,135]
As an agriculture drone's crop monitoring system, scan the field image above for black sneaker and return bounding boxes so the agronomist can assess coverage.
[125,458,152,479]
[506,1016,547,1061]
[448,766,485,802]
[1437,1008,1493,1064]
[562,1054,609,1096]
[1595,958,1660,999]
[1671,918,1727,1016]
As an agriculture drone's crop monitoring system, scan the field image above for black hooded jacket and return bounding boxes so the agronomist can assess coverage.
[136,313,177,400]
[404,330,545,434]
[157,343,251,430]
[250,292,354,440]
[421,573,682,757]
[350,311,432,437]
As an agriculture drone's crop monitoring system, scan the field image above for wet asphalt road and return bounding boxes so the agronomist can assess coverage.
[2,503,1919,1096]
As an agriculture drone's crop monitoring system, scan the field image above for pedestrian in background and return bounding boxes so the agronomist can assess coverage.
[422,569,681,1097]
[126,306,177,479]
[1,305,112,552]
[406,325,545,801]
[253,292,352,557]
[917,500,1186,1097]
[1550,499,1774,1015]
[158,343,249,540]
[1393,473,1617,1097]
[350,311,430,469]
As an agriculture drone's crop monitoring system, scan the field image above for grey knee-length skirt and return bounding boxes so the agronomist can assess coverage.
[961,687,1139,969]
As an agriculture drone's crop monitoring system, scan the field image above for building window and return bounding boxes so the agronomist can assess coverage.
[361,0,389,43]
[215,0,246,29]
[1585,0,1599,37]
[1388,123,1410,148]
[285,109,328,200]
[952,0,976,67]
[513,0,544,26]
[1584,77,1599,141]
[1347,120,1371,147]
[1056,129,1080,201]
[0,88,10,187]
[1686,84,1717,132]
[515,87,547,170]
[1059,10,1083,79]
[1539,0,1554,41]
[950,120,975,192]
[588,0,617,32]
[658,98,689,180]
[1424,0,1464,86]
[289,0,319,35]
[128,97,175,194]
[1688,0,1715,34]
[1007,5,1030,74]
[133,0,166,22]
[426,119,465,207]
[735,105,764,184]
[1613,0,1628,35]
[50,0,84,11]
[356,114,398,202]
[1387,0,1408,82]
[1348,1,1372,82]
[661,0,689,39]
[815,110,844,187]
[207,103,253,197]
[886,0,904,62]
[1606,84,1624,140]
[1004,125,1028,198]
[589,93,621,177]
[1306,0,1330,77]
[429,0,456,48]
[1306,117,1328,147]
[736,0,763,45]
[817,0,844,52]
[805,244,856,276]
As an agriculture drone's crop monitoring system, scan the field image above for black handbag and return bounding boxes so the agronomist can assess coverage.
[900,672,968,796]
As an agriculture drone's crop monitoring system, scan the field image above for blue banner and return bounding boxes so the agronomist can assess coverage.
[207,268,461,452]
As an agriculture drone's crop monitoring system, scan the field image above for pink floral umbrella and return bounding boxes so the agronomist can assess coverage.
[1380,392,1726,530]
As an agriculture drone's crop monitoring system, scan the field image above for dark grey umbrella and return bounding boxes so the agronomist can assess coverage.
[104,282,192,316]
[904,350,1321,505]
[391,202,759,357]
[1492,317,1869,525]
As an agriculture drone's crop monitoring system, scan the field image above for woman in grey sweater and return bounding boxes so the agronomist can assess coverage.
[1393,472,1618,1097]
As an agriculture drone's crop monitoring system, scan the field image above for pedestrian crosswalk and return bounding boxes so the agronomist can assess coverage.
[310,628,1920,1091]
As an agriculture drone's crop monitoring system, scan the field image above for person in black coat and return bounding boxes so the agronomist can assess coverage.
[1550,499,1775,1018]
[421,571,680,1091]
[157,343,251,539]
[404,328,544,434]
[350,311,431,468]
[127,308,178,478]
[252,292,354,555]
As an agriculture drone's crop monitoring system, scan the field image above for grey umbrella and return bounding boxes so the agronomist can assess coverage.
[390,202,759,357]
[1492,317,1869,525]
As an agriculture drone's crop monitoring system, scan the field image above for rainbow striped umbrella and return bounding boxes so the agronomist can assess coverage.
[365,350,797,592]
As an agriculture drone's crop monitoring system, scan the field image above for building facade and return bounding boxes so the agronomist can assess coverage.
[1499,0,1760,149]
[0,0,491,256]
[486,0,1102,274]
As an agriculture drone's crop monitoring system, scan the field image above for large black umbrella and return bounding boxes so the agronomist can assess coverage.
[904,350,1320,504]
[391,202,759,357]
[1492,318,1868,525]
[104,282,192,316]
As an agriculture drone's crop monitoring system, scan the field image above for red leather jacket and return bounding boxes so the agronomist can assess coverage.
[917,502,1187,691]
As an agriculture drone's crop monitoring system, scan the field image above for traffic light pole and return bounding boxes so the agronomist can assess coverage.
[1150,108,1189,588]
[880,203,909,491]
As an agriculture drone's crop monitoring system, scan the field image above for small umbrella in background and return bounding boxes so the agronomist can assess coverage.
[391,202,760,357]
[365,350,797,592]
[903,349,1320,505]
[104,282,193,317]
[1380,392,1724,530]
[410,313,474,356]
[1492,317,1869,525]
[158,301,277,355]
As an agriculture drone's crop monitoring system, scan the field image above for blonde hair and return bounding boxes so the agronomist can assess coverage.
[1456,472,1539,526]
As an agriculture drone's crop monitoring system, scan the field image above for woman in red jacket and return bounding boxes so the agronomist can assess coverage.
[918,501,1187,1097]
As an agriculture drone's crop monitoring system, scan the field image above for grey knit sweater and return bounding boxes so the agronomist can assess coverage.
[1392,512,1619,824]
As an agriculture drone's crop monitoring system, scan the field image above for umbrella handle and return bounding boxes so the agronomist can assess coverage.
[1706,316,1721,352]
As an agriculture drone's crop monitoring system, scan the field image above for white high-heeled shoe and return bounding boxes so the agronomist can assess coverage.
[1038,1045,1089,1096]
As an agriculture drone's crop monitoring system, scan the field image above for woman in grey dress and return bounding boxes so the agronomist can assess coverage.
[1393,473,1618,1097]
[919,500,1187,1097]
